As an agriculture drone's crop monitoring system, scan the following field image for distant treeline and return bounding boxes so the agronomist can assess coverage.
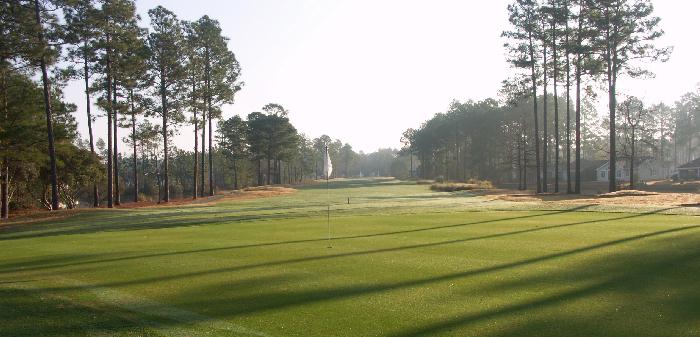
[0,1,405,218]
[401,0,698,193]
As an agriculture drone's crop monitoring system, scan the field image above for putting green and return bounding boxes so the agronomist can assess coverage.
[1,178,699,336]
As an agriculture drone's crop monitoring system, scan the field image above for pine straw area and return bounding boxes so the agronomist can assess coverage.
[0,186,297,226]
[493,190,700,208]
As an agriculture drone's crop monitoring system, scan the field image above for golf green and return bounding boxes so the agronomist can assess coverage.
[1,179,699,336]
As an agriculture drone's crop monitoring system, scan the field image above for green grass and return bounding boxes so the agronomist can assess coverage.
[1,178,699,337]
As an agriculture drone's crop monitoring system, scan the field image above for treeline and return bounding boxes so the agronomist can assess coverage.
[1,0,244,217]
[402,88,698,188]
[110,117,407,202]
[402,0,690,193]
[0,0,400,219]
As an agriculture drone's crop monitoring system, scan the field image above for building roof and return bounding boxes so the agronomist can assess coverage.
[678,158,700,170]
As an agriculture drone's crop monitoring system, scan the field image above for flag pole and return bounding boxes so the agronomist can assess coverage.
[326,146,332,248]
[327,174,331,248]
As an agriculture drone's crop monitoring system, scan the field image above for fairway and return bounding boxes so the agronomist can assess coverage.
[1,179,699,337]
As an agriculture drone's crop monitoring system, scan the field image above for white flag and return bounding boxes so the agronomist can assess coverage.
[323,146,333,179]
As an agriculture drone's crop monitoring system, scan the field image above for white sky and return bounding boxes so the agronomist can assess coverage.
[63,0,700,153]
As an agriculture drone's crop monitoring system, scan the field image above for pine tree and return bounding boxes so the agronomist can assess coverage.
[588,0,670,192]
[183,21,204,199]
[1,0,38,218]
[109,0,140,205]
[217,115,248,190]
[504,0,543,193]
[90,0,141,207]
[191,16,242,196]
[146,6,186,202]
[118,29,147,203]
[64,0,101,206]
[31,0,62,210]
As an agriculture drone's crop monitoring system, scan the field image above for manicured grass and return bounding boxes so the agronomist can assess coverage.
[1,178,699,336]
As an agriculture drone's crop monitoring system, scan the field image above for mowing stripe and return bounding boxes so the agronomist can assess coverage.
[12,276,271,337]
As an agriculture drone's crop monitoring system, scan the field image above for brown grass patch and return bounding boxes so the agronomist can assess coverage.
[431,180,493,192]
[146,186,297,207]
[596,190,659,198]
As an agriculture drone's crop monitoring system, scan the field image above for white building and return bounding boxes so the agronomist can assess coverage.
[596,158,670,183]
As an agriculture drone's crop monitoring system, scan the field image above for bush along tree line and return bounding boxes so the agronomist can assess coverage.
[0,0,406,218]
[400,0,697,194]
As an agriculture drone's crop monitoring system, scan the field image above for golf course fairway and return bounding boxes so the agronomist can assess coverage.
[1,178,699,337]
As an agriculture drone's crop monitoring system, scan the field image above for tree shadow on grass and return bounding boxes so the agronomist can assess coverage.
[5,212,698,336]
[152,223,700,321]
[20,208,684,295]
[385,233,700,337]
[0,287,166,337]
[0,205,596,274]
[32,220,695,337]
[0,205,357,241]
[0,195,494,241]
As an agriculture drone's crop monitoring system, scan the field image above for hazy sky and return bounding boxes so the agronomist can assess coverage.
[63,0,700,153]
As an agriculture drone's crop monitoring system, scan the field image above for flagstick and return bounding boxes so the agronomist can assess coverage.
[326,174,331,248]
[324,145,332,249]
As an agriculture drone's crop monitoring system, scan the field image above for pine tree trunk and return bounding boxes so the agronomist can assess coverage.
[630,128,635,189]
[208,99,214,196]
[34,0,59,211]
[130,90,138,203]
[2,63,10,218]
[193,83,198,199]
[205,47,214,196]
[160,68,169,202]
[529,30,541,194]
[267,158,271,185]
[517,137,523,190]
[523,139,528,190]
[1,159,8,219]
[201,103,206,197]
[565,4,572,194]
[84,49,100,207]
[605,8,617,193]
[113,81,120,205]
[574,2,583,194]
[105,19,114,208]
[542,26,549,193]
[608,66,617,192]
[552,21,560,193]
[232,159,238,190]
